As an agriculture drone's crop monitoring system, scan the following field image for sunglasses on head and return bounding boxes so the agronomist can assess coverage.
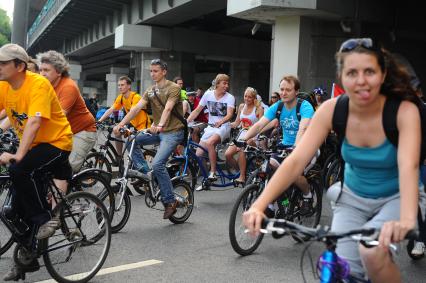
[151,59,167,70]
[339,38,375,52]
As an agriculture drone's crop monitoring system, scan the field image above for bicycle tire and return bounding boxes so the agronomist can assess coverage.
[42,191,111,283]
[169,180,194,224]
[289,180,322,242]
[229,184,264,256]
[111,189,132,233]
[321,153,336,186]
[325,158,341,189]
[0,187,13,256]
[80,152,112,174]
[69,171,115,221]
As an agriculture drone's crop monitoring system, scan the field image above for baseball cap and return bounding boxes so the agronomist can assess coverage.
[0,44,30,63]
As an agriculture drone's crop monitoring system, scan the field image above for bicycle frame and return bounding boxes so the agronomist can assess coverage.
[182,140,239,188]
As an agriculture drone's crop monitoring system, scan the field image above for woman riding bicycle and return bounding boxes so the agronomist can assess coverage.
[225,87,263,184]
[243,38,426,282]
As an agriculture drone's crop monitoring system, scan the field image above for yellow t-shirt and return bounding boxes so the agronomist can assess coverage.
[112,91,151,130]
[0,71,73,151]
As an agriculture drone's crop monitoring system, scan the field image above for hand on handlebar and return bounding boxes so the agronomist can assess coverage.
[0,152,19,165]
[243,206,266,237]
[379,219,417,248]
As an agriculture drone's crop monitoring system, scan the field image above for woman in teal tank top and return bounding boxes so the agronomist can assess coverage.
[242,38,425,282]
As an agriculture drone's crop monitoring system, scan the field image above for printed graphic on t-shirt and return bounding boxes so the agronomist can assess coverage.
[280,116,299,138]
[207,101,227,117]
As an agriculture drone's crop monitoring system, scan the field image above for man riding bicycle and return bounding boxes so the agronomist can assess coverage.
[0,44,73,281]
[241,75,315,214]
[113,59,184,219]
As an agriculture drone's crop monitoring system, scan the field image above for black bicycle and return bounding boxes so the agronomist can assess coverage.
[0,167,111,282]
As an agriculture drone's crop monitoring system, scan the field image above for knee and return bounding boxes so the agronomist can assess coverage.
[359,244,388,272]
[152,160,165,172]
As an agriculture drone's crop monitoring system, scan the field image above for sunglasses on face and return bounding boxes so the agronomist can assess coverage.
[271,96,278,99]
[339,38,374,52]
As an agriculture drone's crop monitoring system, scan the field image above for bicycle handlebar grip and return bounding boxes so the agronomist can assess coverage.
[405,229,420,241]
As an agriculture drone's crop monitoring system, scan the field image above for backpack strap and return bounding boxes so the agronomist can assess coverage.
[275,101,284,121]
[332,94,349,189]
[296,98,303,121]
[382,98,401,148]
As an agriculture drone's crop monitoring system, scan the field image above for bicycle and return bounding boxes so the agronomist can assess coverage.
[0,164,111,282]
[260,218,419,283]
[82,122,156,195]
[109,127,194,233]
[229,146,323,256]
[168,122,243,192]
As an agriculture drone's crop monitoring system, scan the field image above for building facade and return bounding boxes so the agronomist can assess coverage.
[13,0,426,105]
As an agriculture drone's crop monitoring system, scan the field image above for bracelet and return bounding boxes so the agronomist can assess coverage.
[157,125,164,128]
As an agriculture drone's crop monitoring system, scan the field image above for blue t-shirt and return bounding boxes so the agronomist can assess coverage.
[264,99,314,146]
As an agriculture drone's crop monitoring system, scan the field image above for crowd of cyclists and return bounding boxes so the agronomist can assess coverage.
[0,37,425,282]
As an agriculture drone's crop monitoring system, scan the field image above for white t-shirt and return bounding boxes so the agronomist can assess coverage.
[200,90,235,125]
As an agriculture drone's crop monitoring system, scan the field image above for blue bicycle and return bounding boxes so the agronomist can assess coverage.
[261,218,419,283]
[167,123,242,191]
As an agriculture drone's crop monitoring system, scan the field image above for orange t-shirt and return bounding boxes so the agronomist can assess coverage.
[0,71,73,151]
[112,91,151,130]
[54,77,96,134]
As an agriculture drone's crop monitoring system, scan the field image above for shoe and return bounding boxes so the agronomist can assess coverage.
[195,185,204,191]
[207,172,217,181]
[36,216,60,240]
[264,207,275,218]
[234,178,245,186]
[163,200,178,219]
[411,241,425,256]
[3,260,40,281]
[299,196,313,216]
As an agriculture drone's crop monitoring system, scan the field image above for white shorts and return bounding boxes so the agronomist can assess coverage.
[201,125,231,142]
[69,130,97,172]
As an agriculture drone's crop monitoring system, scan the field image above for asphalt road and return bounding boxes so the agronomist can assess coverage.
[1,185,425,282]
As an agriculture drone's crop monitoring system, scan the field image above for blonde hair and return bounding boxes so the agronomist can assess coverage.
[245,87,260,107]
[214,74,230,87]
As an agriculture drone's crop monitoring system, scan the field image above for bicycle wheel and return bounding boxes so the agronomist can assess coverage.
[169,180,194,224]
[111,187,132,233]
[229,184,264,256]
[0,187,13,255]
[80,152,112,174]
[289,180,322,242]
[69,172,115,221]
[42,191,111,283]
[325,159,341,189]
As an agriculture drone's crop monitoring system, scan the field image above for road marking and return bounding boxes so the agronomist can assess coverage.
[36,259,163,283]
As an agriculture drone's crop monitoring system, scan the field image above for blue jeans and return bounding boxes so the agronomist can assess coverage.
[133,130,184,204]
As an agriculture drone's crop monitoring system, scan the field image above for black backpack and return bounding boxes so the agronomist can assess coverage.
[332,94,426,187]
[84,98,98,118]
[275,92,317,121]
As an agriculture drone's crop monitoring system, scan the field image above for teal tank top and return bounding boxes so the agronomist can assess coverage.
[342,138,400,198]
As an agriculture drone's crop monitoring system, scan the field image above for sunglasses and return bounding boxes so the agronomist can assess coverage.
[271,96,278,99]
[151,59,168,70]
[339,38,374,52]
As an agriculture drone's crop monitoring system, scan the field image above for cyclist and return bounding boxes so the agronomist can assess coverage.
[38,50,96,173]
[187,74,235,180]
[241,75,315,214]
[243,38,426,282]
[99,75,151,172]
[173,76,187,101]
[225,87,263,184]
[268,91,280,106]
[113,59,185,219]
[0,44,73,280]
[312,86,327,108]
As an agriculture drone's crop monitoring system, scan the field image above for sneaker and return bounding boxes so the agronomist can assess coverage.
[299,196,313,216]
[3,260,40,281]
[36,216,60,240]
[207,172,217,181]
[163,200,178,219]
[411,241,425,256]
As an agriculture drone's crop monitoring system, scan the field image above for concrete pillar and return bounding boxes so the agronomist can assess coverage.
[270,16,301,94]
[140,52,161,93]
[69,62,82,90]
[12,0,29,47]
[230,61,250,105]
[106,67,129,106]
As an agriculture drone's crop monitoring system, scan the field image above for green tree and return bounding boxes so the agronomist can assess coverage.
[0,8,11,46]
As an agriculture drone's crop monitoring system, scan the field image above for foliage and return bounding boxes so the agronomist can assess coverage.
[0,8,11,46]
